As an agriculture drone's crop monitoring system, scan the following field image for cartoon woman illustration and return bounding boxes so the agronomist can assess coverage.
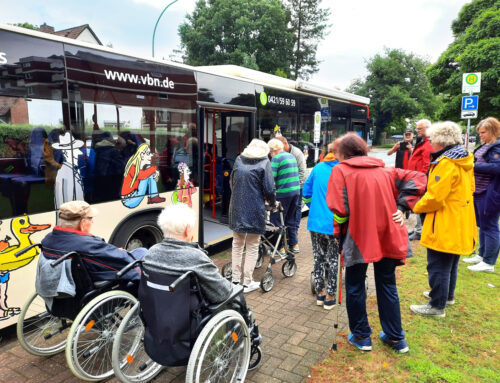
[121,143,166,208]
[172,162,196,207]
[52,132,84,209]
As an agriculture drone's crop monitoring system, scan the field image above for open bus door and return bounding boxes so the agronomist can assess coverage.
[197,103,256,247]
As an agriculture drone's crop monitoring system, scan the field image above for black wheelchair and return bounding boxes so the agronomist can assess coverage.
[16,244,138,381]
[112,261,263,383]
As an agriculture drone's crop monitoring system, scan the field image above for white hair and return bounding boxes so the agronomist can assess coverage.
[427,121,463,147]
[57,216,80,229]
[268,138,284,151]
[416,119,432,129]
[157,203,196,237]
[248,138,270,156]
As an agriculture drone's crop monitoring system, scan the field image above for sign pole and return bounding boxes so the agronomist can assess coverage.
[465,90,472,151]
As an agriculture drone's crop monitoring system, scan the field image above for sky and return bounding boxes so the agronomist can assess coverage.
[0,0,471,91]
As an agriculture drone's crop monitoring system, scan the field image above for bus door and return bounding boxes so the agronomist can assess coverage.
[199,105,255,246]
[351,120,367,140]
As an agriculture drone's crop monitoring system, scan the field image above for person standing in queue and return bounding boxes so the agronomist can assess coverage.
[268,138,301,256]
[327,133,426,353]
[229,139,276,293]
[410,121,476,317]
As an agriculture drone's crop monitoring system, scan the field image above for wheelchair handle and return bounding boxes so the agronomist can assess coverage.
[14,243,41,258]
[116,259,142,279]
[169,271,194,291]
[50,251,78,267]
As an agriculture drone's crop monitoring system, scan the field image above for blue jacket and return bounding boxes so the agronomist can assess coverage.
[302,156,339,235]
[474,139,500,212]
[41,227,141,281]
[229,153,276,234]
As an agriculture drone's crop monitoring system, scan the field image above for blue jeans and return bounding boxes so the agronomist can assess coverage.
[427,248,459,309]
[122,177,159,208]
[474,192,500,266]
[271,194,300,246]
[345,258,405,341]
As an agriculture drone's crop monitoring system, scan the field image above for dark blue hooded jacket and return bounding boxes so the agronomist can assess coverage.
[474,139,500,212]
[229,148,276,234]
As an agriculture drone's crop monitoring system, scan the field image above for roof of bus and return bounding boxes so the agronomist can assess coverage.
[0,23,370,106]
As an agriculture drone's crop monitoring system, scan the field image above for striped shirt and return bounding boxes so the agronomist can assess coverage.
[271,151,300,197]
[474,144,491,195]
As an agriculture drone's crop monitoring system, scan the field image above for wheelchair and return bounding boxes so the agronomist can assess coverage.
[221,202,297,292]
[112,262,263,383]
[16,244,138,381]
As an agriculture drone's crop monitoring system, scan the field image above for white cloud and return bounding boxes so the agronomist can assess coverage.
[133,0,197,11]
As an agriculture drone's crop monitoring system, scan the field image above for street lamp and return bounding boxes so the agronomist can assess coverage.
[152,0,179,58]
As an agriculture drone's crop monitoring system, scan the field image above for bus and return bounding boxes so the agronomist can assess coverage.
[0,24,369,328]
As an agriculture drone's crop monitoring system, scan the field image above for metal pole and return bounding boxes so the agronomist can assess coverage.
[152,0,180,58]
[465,90,472,151]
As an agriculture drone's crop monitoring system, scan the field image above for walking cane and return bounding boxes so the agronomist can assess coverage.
[331,241,343,351]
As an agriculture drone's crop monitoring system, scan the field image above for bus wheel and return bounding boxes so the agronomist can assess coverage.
[111,214,163,250]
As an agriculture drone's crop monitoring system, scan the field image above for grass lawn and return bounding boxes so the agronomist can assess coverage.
[309,244,500,383]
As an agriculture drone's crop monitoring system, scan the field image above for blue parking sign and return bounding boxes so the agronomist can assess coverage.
[462,96,478,111]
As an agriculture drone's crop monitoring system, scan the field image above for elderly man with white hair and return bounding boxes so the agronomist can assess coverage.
[410,121,477,318]
[145,203,235,304]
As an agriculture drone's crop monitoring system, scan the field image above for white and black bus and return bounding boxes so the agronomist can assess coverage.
[0,24,369,328]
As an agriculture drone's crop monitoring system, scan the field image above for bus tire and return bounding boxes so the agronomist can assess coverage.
[110,213,163,251]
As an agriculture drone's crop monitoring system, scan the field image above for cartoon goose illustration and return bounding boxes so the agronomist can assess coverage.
[0,216,51,321]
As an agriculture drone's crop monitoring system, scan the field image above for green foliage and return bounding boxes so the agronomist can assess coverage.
[12,22,39,30]
[178,0,294,76]
[347,48,440,137]
[284,0,331,80]
[427,0,500,121]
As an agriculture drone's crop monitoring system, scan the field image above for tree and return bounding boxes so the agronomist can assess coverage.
[12,22,39,30]
[426,0,500,121]
[347,48,440,138]
[178,0,294,76]
[284,0,331,80]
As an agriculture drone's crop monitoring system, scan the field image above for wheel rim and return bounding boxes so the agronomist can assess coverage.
[71,295,135,380]
[261,273,274,292]
[126,225,163,251]
[221,262,232,281]
[195,315,250,382]
[282,261,297,277]
[114,303,162,382]
[248,346,262,370]
[18,293,71,355]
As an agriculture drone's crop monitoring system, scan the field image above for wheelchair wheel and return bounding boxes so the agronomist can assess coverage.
[112,302,162,383]
[248,345,262,371]
[16,292,71,356]
[66,290,136,381]
[282,260,297,277]
[310,271,316,295]
[221,262,232,281]
[260,271,274,292]
[186,309,250,383]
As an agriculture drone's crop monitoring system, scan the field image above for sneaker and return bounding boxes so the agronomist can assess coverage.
[410,303,445,317]
[467,261,494,272]
[408,232,421,241]
[423,291,455,305]
[243,281,260,294]
[316,294,326,306]
[323,299,336,310]
[292,244,300,253]
[348,333,372,351]
[232,280,240,286]
[379,331,409,354]
[277,248,286,259]
[407,230,415,237]
[462,254,482,264]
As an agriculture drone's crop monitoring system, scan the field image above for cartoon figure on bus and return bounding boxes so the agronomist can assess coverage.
[52,131,84,209]
[172,162,196,208]
[0,216,50,321]
[121,143,166,208]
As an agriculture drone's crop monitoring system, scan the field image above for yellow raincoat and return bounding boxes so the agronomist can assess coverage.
[413,148,477,255]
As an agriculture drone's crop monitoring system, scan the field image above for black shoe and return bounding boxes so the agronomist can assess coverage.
[409,232,421,241]
[407,230,415,236]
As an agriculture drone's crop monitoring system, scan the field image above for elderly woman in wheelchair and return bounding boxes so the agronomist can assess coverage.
[111,203,263,383]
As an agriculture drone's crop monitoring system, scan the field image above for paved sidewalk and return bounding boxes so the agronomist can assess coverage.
[0,219,379,383]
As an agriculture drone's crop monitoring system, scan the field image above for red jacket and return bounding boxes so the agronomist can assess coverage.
[326,156,427,267]
[408,137,433,173]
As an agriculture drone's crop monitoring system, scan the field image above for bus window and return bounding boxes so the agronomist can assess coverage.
[0,98,64,218]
